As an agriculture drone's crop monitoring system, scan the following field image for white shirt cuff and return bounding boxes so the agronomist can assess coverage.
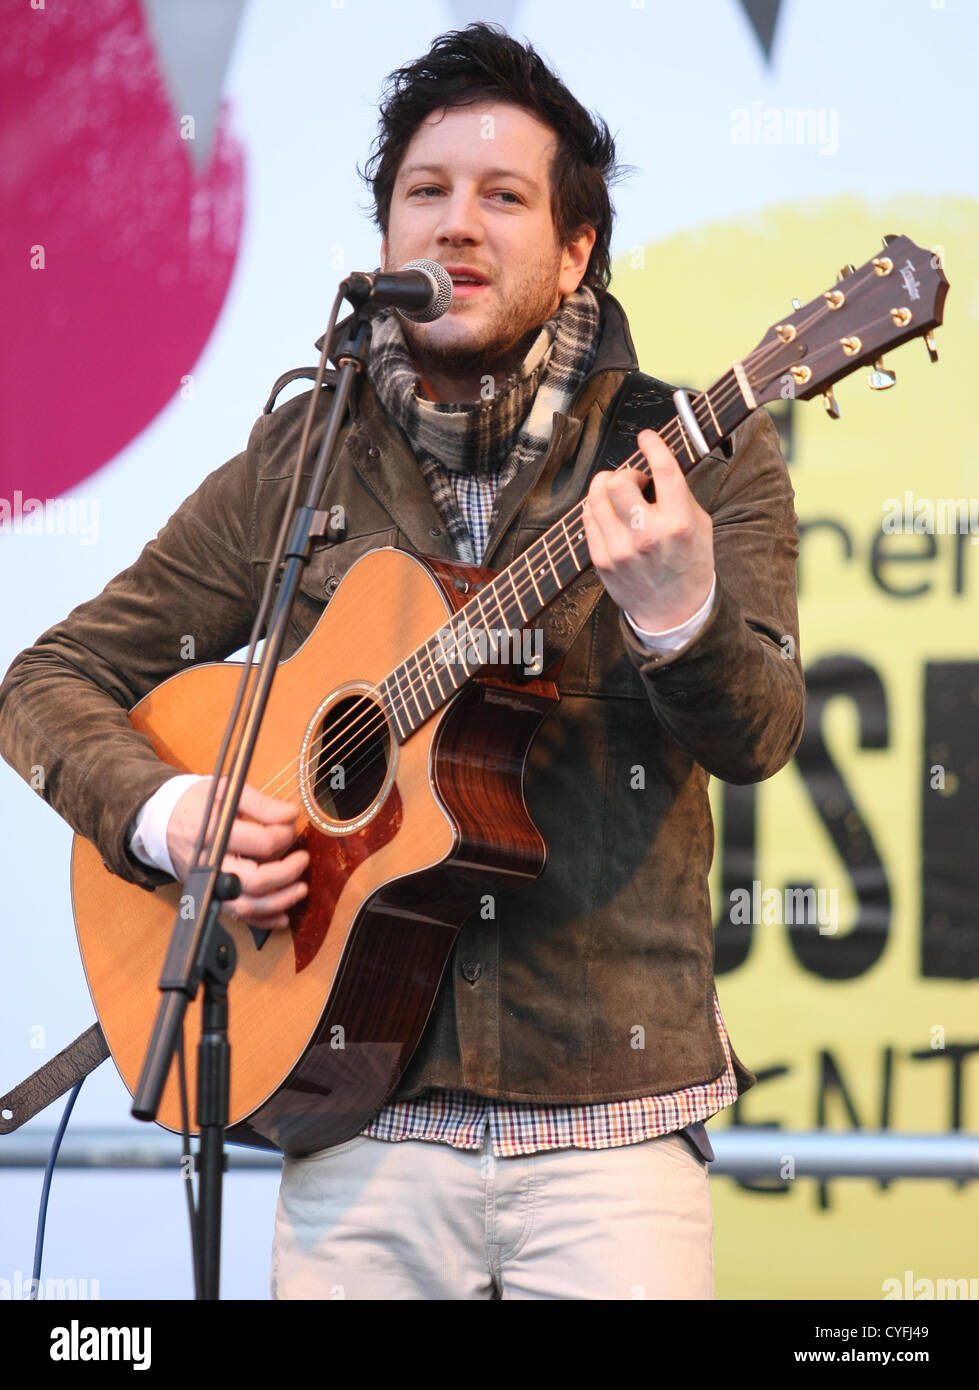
[624,573,717,655]
[129,773,207,877]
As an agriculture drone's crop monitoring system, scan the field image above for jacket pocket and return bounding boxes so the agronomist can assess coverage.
[276,529,399,655]
[297,529,399,605]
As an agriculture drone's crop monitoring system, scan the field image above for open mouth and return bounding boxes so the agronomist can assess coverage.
[445,267,489,298]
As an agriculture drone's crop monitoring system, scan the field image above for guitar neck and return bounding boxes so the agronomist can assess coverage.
[370,231,951,742]
[377,366,754,743]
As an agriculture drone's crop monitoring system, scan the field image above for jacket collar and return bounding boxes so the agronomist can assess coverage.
[317,290,639,396]
[326,291,639,559]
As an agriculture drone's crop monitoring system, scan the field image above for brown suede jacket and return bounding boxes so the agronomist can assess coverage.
[0,293,804,1103]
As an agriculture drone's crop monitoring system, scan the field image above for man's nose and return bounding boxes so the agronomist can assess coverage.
[435,187,484,245]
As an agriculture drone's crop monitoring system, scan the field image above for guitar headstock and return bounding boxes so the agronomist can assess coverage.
[744,235,949,413]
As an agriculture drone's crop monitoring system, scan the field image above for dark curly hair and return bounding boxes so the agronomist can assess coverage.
[361,23,622,296]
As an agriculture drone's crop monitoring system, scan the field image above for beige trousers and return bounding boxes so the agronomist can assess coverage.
[271,1127,713,1300]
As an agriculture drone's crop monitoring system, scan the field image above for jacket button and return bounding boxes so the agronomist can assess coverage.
[324,576,339,595]
[461,961,482,984]
[430,526,442,537]
[367,444,380,458]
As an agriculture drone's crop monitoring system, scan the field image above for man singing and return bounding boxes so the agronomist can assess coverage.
[0,23,804,1299]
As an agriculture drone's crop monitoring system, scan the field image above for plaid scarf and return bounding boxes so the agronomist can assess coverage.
[368,285,601,563]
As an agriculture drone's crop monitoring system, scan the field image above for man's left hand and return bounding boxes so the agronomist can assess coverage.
[582,427,715,633]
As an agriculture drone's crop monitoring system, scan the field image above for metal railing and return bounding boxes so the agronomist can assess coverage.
[2,1127,977,1179]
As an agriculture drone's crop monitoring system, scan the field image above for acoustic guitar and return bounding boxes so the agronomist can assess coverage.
[70,236,948,1155]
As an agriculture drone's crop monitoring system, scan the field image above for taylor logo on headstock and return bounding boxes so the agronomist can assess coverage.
[899,259,921,301]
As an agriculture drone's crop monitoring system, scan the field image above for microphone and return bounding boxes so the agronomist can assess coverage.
[341,259,454,323]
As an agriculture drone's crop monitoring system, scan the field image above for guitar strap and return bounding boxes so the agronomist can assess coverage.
[0,375,689,1133]
[0,1023,108,1134]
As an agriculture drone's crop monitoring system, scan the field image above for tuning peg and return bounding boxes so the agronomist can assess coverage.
[791,298,801,311]
[837,263,856,282]
[924,330,938,364]
[867,357,897,390]
[881,233,898,246]
[822,389,841,420]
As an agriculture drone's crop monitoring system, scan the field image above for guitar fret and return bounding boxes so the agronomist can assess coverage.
[569,512,589,567]
[467,612,488,675]
[701,385,722,437]
[472,593,493,650]
[523,552,545,607]
[441,622,467,687]
[675,417,696,464]
[382,676,409,742]
[690,392,717,450]
[406,653,428,723]
[541,534,561,587]
[460,605,481,666]
[533,554,556,598]
[490,581,510,632]
[428,638,455,698]
[508,567,528,622]
[560,515,585,571]
[419,648,440,714]
[389,666,406,729]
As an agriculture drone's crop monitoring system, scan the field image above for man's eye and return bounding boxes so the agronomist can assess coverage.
[491,191,521,204]
[411,186,442,198]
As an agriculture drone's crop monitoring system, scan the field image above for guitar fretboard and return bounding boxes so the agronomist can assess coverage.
[378,368,750,743]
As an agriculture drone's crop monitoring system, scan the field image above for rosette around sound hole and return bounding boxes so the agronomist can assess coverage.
[302,688,394,832]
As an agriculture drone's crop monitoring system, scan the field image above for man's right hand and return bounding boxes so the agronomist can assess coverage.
[167,778,309,929]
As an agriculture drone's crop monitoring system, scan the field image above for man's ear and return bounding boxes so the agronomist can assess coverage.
[558,225,597,296]
[379,235,388,270]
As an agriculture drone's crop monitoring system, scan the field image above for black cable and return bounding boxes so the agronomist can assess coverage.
[30,1078,83,1300]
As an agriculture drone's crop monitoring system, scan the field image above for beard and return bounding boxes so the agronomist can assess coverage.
[400,313,541,383]
[392,244,565,387]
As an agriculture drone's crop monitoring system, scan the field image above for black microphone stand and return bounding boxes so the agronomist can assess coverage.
[131,284,377,1300]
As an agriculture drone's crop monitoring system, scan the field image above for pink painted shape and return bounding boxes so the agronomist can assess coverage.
[0,0,245,497]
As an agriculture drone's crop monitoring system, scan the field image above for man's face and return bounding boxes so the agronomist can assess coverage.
[381,101,593,384]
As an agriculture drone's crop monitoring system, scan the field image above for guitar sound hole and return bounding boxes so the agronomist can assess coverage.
[308,693,391,825]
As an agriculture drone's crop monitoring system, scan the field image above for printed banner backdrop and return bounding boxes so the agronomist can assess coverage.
[0,0,975,1300]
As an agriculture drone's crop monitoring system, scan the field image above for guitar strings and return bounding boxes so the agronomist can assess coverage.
[277,294,878,800]
[249,270,888,808]
[260,289,890,806]
[255,297,875,808]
